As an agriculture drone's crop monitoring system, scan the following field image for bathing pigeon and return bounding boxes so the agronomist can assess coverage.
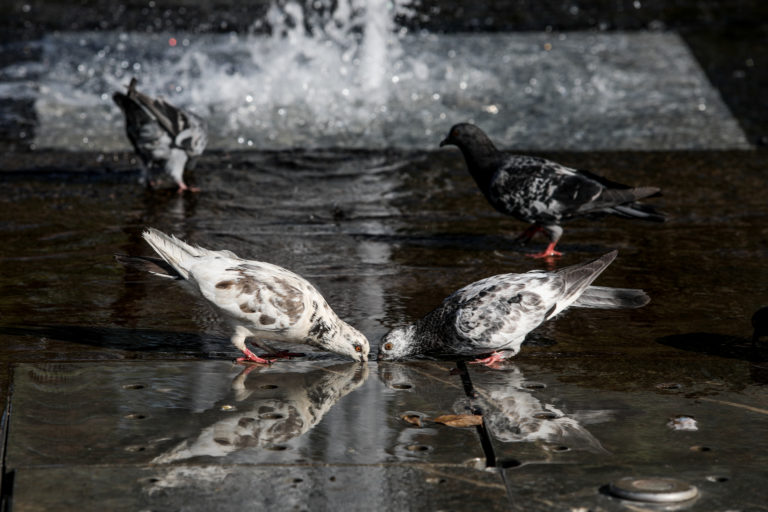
[440,123,665,258]
[116,228,369,363]
[113,78,207,193]
[378,250,648,366]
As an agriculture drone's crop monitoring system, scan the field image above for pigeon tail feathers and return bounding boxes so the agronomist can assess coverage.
[609,202,666,222]
[141,228,205,280]
[114,254,183,279]
[571,285,650,309]
[552,250,618,314]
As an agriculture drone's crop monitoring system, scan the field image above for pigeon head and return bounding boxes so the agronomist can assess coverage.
[439,123,494,149]
[333,322,370,363]
[377,325,418,361]
[439,123,501,172]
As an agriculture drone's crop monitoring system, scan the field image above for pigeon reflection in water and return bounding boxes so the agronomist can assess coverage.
[152,363,368,463]
[466,365,612,454]
[378,363,610,454]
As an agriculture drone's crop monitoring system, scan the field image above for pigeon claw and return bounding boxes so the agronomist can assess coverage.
[469,352,506,367]
[528,241,563,259]
[237,348,274,365]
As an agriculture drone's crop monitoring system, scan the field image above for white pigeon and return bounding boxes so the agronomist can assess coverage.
[378,250,648,365]
[113,78,207,193]
[117,228,370,363]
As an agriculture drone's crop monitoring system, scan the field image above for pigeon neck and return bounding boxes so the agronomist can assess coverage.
[458,139,503,191]
[412,308,451,354]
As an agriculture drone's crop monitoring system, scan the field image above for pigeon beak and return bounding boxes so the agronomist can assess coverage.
[439,137,449,147]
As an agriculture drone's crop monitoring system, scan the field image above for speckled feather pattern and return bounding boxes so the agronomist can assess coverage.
[488,156,609,224]
[440,123,664,244]
[378,250,649,361]
[417,271,565,356]
[140,228,369,361]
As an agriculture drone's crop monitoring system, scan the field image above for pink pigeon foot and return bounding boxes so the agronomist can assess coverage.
[469,352,507,367]
[236,347,274,365]
[528,240,563,259]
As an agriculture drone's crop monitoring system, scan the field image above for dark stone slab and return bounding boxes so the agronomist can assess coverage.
[6,360,485,468]
[466,359,768,467]
[9,464,509,512]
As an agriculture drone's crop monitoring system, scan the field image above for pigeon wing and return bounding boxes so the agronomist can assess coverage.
[450,273,563,354]
[194,262,310,335]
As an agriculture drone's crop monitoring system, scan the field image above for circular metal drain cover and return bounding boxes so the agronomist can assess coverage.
[608,477,699,503]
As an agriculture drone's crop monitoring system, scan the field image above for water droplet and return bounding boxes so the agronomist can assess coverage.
[237,137,245,144]
[432,93,440,101]
[483,104,499,114]
[698,103,707,112]
[391,75,400,84]
[633,0,642,8]
[459,81,467,90]
[341,88,350,97]
[21,4,31,13]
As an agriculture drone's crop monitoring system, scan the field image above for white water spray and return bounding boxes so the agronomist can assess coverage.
[0,2,750,151]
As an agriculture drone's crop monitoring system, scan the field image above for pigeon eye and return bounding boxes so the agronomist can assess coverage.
[384,342,393,351]
[354,345,362,353]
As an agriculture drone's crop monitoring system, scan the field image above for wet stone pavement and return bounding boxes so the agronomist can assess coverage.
[0,149,767,510]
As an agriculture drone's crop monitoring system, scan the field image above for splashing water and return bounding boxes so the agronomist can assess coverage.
[1,0,750,150]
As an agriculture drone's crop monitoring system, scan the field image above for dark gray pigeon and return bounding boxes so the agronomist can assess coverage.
[378,250,648,366]
[113,77,207,193]
[440,123,664,258]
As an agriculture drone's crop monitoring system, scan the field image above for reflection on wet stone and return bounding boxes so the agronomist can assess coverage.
[152,362,368,463]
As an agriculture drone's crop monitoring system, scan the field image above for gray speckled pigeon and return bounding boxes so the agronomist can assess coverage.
[116,228,369,363]
[440,123,665,258]
[113,78,207,193]
[378,250,648,366]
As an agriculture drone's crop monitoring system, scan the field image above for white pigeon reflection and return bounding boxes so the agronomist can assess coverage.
[152,362,368,463]
[468,365,612,454]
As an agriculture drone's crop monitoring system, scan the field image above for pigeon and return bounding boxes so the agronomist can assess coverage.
[152,362,368,462]
[440,123,665,258]
[116,228,370,363]
[113,77,207,193]
[378,250,648,366]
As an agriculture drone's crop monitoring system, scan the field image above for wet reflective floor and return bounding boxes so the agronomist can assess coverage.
[1,148,767,509]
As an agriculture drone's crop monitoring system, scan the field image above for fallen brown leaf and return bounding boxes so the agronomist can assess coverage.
[401,413,424,427]
[432,414,483,427]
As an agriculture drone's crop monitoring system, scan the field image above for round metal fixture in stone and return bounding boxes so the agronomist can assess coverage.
[608,477,698,503]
